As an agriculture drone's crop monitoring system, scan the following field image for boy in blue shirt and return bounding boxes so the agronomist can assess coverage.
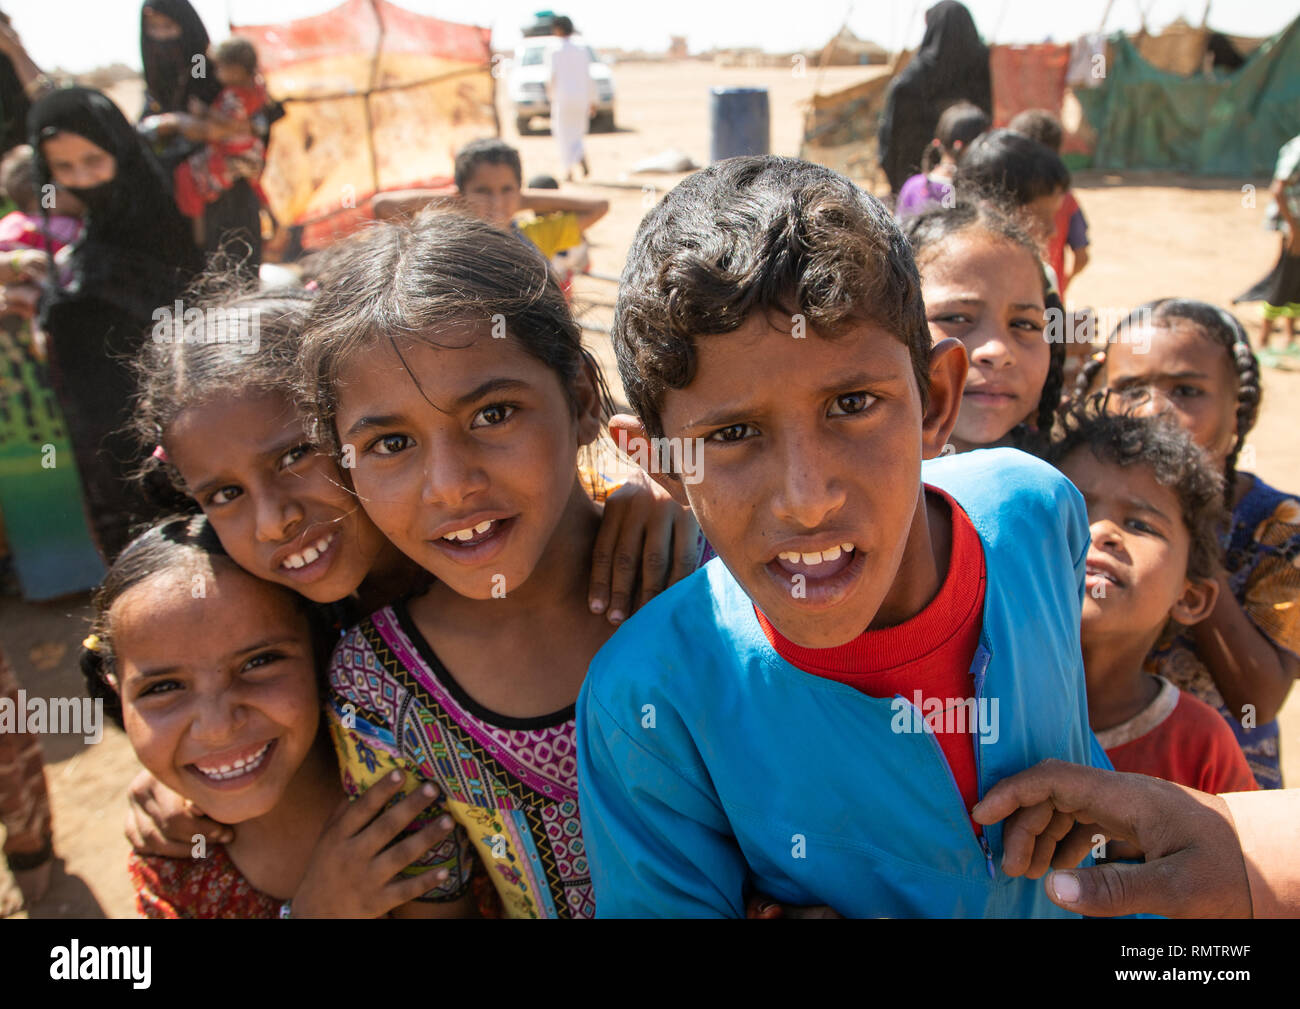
[576,155,1109,917]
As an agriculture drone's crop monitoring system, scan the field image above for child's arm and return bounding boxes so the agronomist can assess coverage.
[1186,576,1298,725]
[1065,207,1090,284]
[519,189,609,231]
[577,685,748,917]
[587,467,701,624]
[124,768,234,856]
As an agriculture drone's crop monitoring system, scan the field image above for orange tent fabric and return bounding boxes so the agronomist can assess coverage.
[233,0,496,248]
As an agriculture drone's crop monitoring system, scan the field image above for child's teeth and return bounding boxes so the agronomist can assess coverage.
[301,546,320,564]
[455,528,474,541]
[800,551,821,564]
[821,545,842,562]
[473,520,492,534]
[841,543,854,553]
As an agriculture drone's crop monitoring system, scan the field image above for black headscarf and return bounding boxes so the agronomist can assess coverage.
[878,1,992,193]
[140,0,221,117]
[0,13,30,155]
[29,87,202,325]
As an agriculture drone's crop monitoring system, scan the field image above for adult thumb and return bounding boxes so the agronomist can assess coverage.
[1044,860,1172,918]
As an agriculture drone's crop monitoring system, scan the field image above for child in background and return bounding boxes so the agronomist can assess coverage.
[1048,408,1256,793]
[955,128,1071,260]
[372,139,608,296]
[170,38,270,233]
[1255,132,1300,354]
[1008,109,1090,296]
[0,144,82,256]
[579,156,1108,918]
[905,196,1064,455]
[1076,299,1299,788]
[296,213,702,918]
[82,514,463,918]
[894,101,989,221]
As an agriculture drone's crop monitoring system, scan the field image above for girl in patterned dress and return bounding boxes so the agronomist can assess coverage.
[82,514,462,917]
[295,211,703,918]
[1075,299,1299,787]
[121,276,698,900]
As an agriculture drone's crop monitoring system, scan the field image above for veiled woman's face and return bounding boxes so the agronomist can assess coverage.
[143,7,184,41]
[41,132,117,190]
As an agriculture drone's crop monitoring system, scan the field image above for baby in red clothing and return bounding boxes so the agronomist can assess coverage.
[171,36,270,224]
[1049,406,1257,794]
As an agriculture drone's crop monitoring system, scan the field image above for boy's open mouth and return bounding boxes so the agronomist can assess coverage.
[1085,559,1126,591]
[276,529,339,583]
[764,541,867,609]
[187,739,277,790]
[429,515,515,565]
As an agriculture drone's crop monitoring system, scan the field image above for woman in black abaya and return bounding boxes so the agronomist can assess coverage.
[139,0,263,273]
[31,87,202,560]
[877,1,992,195]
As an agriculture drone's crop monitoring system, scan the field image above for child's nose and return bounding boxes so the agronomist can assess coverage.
[420,443,488,507]
[254,492,304,543]
[769,437,846,530]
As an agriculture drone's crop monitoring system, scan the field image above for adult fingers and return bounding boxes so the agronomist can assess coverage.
[1025,809,1079,880]
[587,492,625,617]
[635,505,676,610]
[669,510,701,587]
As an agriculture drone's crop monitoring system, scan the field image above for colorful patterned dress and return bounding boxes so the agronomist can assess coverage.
[1146,473,1300,788]
[129,847,280,918]
[328,603,592,919]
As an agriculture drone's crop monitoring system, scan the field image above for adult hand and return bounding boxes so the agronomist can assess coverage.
[971,759,1251,918]
[0,283,41,320]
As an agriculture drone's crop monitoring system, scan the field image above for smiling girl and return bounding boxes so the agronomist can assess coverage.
[1075,300,1299,787]
[295,212,702,917]
[83,514,464,917]
[905,197,1065,455]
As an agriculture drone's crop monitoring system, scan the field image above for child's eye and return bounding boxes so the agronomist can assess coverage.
[208,485,243,506]
[369,434,413,456]
[1012,317,1045,333]
[471,403,516,428]
[278,443,314,469]
[932,313,972,325]
[1125,518,1160,536]
[706,423,756,444]
[139,679,182,699]
[828,392,876,416]
[241,651,284,675]
[1172,385,1203,399]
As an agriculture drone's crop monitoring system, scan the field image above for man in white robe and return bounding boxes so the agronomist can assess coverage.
[547,17,595,182]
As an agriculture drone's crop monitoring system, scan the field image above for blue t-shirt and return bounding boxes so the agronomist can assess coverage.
[577,448,1110,918]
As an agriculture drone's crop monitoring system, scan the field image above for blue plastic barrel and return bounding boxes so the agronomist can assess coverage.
[710,87,770,163]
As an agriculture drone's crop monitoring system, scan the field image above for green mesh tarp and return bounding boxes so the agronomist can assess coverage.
[1076,18,1300,177]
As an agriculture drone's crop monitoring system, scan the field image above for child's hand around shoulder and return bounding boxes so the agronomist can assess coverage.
[125,769,234,857]
[290,771,457,918]
[588,467,701,625]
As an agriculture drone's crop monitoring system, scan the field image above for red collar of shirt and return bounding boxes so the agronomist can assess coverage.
[754,486,985,681]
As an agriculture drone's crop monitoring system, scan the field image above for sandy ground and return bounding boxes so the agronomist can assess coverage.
[3,60,1298,917]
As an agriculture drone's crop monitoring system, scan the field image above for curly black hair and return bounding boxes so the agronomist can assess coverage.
[904,191,1065,455]
[1070,299,1261,509]
[1047,399,1226,582]
[613,155,931,441]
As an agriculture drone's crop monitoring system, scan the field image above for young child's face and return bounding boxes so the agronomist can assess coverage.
[648,311,959,648]
[52,184,85,217]
[460,163,523,230]
[216,60,252,89]
[41,132,116,192]
[1059,448,1196,643]
[1022,189,1064,244]
[1102,323,1239,463]
[920,231,1049,449]
[166,391,394,604]
[333,326,600,600]
[112,559,320,826]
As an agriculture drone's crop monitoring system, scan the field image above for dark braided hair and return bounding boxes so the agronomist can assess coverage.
[1071,299,1261,509]
[904,192,1065,455]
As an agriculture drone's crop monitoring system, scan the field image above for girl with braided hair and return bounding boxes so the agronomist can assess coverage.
[1074,299,1298,788]
[904,194,1065,457]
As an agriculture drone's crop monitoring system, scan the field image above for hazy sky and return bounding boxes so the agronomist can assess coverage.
[5,0,1297,72]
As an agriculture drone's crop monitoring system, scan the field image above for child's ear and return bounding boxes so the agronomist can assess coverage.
[572,357,602,448]
[1171,576,1220,626]
[609,413,691,507]
[921,336,968,460]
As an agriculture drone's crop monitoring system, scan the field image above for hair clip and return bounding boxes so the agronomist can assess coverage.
[152,444,168,462]
[304,280,319,292]
[82,634,102,652]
